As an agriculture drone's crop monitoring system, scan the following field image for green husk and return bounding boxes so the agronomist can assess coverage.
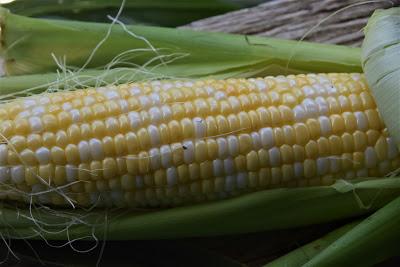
[362,8,400,149]
[1,0,263,26]
[1,178,400,240]
[265,220,360,267]
[0,7,361,77]
[303,195,400,267]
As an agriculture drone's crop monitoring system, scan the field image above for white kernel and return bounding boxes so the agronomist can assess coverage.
[83,96,96,106]
[138,96,151,108]
[11,166,25,184]
[149,107,162,123]
[0,144,8,165]
[128,112,141,129]
[213,159,224,177]
[135,175,144,189]
[129,87,141,96]
[315,97,329,115]
[23,99,36,109]
[260,127,275,149]
[0,167,10,183]
[318,116,332,136]
[38,97,51,105]
[228,96,241,112]
[251,132,262,150]
[149,93,161,105]
[193,117,207,138]
[225,175,235,192]
[118,99,129,113]
[355,112,368,131]
[29,117,43,132]
[160,145,172,168]
[329,158,341,173]
[254,80,267,91]
[32,106,45,116]
[227,135,239,157]
[312,84,327,96]
[365,147,378,168]
[223,158,235,175]
[148,125,161,146]
[62,102,73,111]
[161,105,172,121]
[35,147,50,164]
[70,109,81,123]
[89,139,104,160]
[268,147,281,167]
[293,105,306,122]
[236,172,248,189]
[387,137,399,160]
[316,157,329,176]
[325,84,338,96]
[302,98,318,118]
[183,140,194,164]
[149,148,161,170]
[17,110,31,119]
[104,90,120,100]
[78,141,91,162]
[166,167,178,187]
[214,91,227,100]
[217,138,229,159]
[66,165,77,182]
[294,162,304,178]
[302,86,315,97]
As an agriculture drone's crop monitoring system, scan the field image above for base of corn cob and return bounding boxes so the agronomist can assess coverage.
[0,73,398,207]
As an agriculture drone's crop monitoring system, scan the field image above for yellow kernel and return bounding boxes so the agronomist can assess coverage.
[353,152,364,169]
[42,114,58,131]
[248,172,259,188]
[25,167,39,185]
[282,126,296,145]
[171,143,184,165]
[270,167,282,185]
[195,140,207,163]
[206,139,218,159]
[205,117,218,137]
[20,149,37,165]
[327,97,341,114]
[92,120,106,137]
[39,164,54,182]
[258,149,269,167]
[10,136,26,151]
[274,127,285,147]
[343,112,357,133]
[304,159,317,178]
[365,109,382,130]
[238,112,252,131]
[306,119,321,139]
[257,107,272,126]
[246,151,259,171]
[138,151,150,174]
[57,111,72,126]
[14,119,29,135]
[0,120,14,138]
[67,125,81,144]
[366,129,381,146]
[227,114,239,132]
[177,165,189,183]
[268,106,281,126]
[360,92,375,109]
[103,158,118,179]
[51,146,66,165]
[168,120,182,142]
[137,128,150,150]
[78,163,91,181]
[55,131,68,147]
[349,94,362,111]
[42,132,56,147]
[200,161,213,179]
[305,141,318,159]
[259,168,271,187]
[353,131,367,151]
[235,155,247,171]
[294,123,310,145]
[329,135,343,155]
[280,145,294,163]
[279,105,294,123]
[374,136,388,161]
[316,137,329,156]
[293,145,306,161]
[341,133,354,153]
[238,134,252,154]
[282,165,294,182]
[189,163,200,180]
[154,170,166,187]
[90,161,103,180]
[330,114,345,134]
[65,144,80,164]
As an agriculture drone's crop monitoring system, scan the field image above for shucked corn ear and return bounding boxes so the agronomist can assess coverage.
[0,73,399,207]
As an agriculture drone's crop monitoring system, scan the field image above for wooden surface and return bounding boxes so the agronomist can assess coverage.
[183,0,400,46]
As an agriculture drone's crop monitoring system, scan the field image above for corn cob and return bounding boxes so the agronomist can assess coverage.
[0,73,398,207]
